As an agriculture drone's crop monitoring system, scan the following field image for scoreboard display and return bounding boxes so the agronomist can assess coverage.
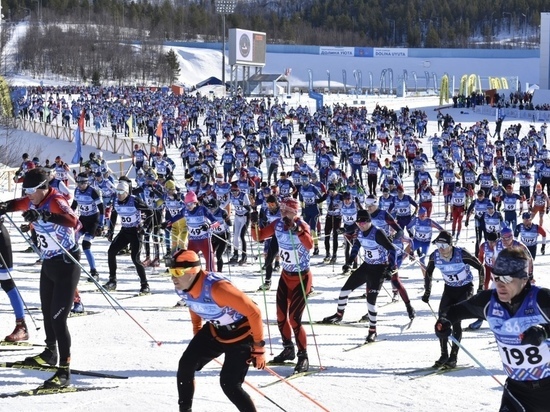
[229,28,266,67]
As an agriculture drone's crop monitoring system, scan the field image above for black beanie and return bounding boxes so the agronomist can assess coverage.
[22,168,50,189]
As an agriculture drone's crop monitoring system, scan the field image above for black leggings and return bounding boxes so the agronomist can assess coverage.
[177,326,255,411]
[324,215,342,257]
[264,236,279,282]
[40,252,81,364]
[108,228,147,284]
[212,232,229,272]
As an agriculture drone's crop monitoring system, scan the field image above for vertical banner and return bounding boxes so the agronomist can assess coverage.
[71,110,85,164]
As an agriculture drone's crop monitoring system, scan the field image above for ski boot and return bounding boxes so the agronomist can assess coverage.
[103,279,117,291]
[25,347,58,367]
[4,319,29,342]
[365,328,377,343]
[312,246,319,256]
[323,254,331,263]
[238,254,248,265]
[406,303,416,320]
[42,364,70,388]
[272,340,295,363]
[258,280,271,291]
[71,301,84,314]
[88,268,99,283]
[229,253,239,264]
[140,283,151,295]
[294,350,309,373]
[329,256,337,264]
[321,313,342,324]
[273,261,280,271]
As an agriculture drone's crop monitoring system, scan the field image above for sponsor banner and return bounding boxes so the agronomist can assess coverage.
[319,47,354,57]
[373,48,409,58]
[354,47,374,57]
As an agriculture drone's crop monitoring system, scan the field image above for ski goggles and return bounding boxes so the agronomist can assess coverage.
[116,189,127,195]
[168,267,196,277]
[23,180,48,194]
[492,274,514,284]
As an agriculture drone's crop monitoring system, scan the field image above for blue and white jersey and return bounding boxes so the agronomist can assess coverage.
[502,194,520,212]
[114,196,142,228]
[229,191,251,217]
[274,219,311,272]
[277,179,294,197]
[92,178,116,204]
[487,287,550,381]
[300,184,322,208]
[450,189,467,207]
[517,224,540,247]
[73,186,101,217]
[326,195,343,217]
[133,149,147,163]
[154,159,171,176]
[409,217,435,243]
[214,182,231,208]
[393,195,414,217]
[210,208,230,235]
[164,195,184,219]
[341,202,358,226]
[175,272,244,326]
[483,212,504,233]
[433,248,473,287]
[356,226,389,265]
[473,198,491,219]
[54,164,69,181]
[370,209,391,235]
[184,206,216,241]
[379,195,394,212]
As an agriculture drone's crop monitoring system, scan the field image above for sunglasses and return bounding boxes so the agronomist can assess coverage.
[435,242,451,249]
[169,267,194,277]
[24,180,48,194]
[356,219,370,224]
[116,189,127,195]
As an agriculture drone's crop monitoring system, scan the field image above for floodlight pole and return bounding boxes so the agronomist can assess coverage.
[215,0,237,94]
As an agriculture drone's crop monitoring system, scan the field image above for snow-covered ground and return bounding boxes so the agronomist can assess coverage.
[0,97,548,412]
[0,36,548,412]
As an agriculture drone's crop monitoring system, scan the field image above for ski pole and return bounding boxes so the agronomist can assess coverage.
[253,224,273,355]
[4,214,117,314]
[0,251,41,332]
[19,217,162,346]
[263,366,330,412]
[288,227,325,371]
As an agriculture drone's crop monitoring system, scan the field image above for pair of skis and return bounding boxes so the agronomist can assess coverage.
[0,361,127,398]
[396,364,473,379]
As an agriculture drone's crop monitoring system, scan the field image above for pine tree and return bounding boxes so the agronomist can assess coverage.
[165,49,181,85]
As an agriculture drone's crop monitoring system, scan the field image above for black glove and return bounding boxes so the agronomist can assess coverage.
[200,223,210,231]
[421,292,430,303]
[160,221,169,230]
[342,264,351,273]
[336,227,345,235]
[22,209,51,223]
[250,211,259,224]
[520,325,548,346]
[464,220,469,227]
[383,266,397,281]
[435,318,452,339]
[20,224,30,233]
[106,231,114,242]
[283,216,298,232]
[546,207,549,215]
[542,244,546,255]
[95,226,104,237]
[0,202,8,215]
